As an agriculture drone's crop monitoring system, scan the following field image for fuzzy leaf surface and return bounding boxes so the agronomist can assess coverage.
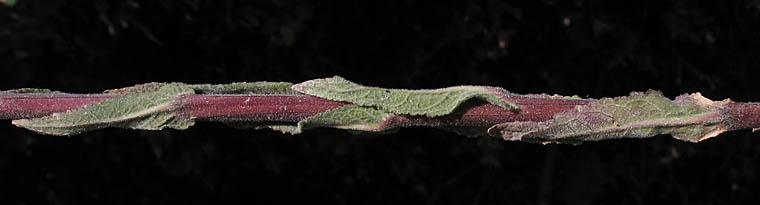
[2,88,63,94]
[189,82,296,95]
[264,105,393,134]
[292,76,518,117]
[488,91,729,144]
[13,83,195,136]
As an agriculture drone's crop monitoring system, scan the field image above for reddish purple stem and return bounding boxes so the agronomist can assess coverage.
[725,103,760,130]
[177,95,348,122]
[0,93,589,124]
[0,93,120,119]
[2,92,760,131]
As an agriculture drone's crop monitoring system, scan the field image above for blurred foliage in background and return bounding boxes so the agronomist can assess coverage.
[2,0,760,204]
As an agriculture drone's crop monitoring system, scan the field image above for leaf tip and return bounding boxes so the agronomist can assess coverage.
[11,119,28,127]
[683,92,732,108]
[11,118,79,136]
[698,127,728,142]
[291,75,345,92]
[290,83,305,93]
[674,127,728,143]
[481,86,520,110]
[487,121,537,141]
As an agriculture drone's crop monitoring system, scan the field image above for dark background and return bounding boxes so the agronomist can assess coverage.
[2,0,760,204]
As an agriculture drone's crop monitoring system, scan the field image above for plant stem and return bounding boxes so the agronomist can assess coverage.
[177,94,348,122]
[0,93,120,119]
[0,93,591,126]
[725,103,760,130]
[3,92,760,137]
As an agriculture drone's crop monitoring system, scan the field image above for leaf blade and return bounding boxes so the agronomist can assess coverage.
[12,83,195,136]
[189,82,297,95]
[292,76,518,117]
[263,105,394,134]
[488,90,730,144]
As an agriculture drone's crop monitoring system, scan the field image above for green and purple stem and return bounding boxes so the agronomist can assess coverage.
[2,92,760,137]
[724,102,760,130]
[2,76,760,144]
[0,92,590,127]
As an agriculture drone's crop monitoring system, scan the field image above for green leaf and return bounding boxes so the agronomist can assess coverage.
[488,90,730,144]
[2,88,63,94]
[12,83,195,136]
[264,105,394,134]
[11,81,298,136]
[189,82,297,95]
[103,82,173,94]
[105,82,296,95]
[292,76,518,117]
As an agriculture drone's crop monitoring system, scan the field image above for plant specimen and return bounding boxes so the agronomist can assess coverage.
[2,76,758,144]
